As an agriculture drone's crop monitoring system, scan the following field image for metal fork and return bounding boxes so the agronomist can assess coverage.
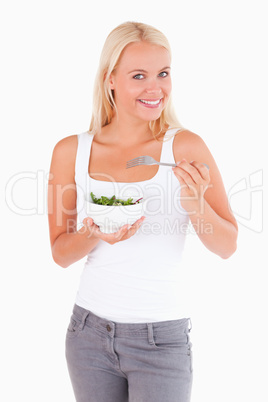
[126,155,176,169]
[126,155,209,169]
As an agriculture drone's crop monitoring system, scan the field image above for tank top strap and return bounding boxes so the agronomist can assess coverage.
[75,131,94,180]
[160,127,181,163]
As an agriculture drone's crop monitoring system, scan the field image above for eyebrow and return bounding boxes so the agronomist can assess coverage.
[127,66,171,74]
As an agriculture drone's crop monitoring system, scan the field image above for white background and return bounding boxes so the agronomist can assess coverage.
[1,0,267,401]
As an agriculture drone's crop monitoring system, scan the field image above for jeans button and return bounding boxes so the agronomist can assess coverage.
[106,324,112,332]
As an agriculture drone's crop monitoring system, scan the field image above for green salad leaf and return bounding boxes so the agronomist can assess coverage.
[90,192,142,206]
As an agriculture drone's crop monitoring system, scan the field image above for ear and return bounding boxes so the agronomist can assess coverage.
[109,73,115,90]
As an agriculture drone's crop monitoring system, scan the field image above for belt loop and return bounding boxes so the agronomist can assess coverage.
[188,318,192,332]
[147,323,154,345]
[78,311,89,331]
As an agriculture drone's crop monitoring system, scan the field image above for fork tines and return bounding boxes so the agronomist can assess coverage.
[126,156,146,169]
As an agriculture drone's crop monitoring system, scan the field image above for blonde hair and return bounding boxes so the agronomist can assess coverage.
[89,21,184,138]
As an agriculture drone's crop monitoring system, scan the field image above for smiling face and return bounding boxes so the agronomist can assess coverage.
[109,41,172,124]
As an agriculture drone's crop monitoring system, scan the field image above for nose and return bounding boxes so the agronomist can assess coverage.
[145,79,162,94]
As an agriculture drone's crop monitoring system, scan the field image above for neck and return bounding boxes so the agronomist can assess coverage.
[101,116,154,146]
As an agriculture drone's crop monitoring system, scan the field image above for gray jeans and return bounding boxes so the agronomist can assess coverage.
[65,304,193,402]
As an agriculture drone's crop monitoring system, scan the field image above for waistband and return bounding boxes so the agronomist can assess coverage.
[72,304,192,338]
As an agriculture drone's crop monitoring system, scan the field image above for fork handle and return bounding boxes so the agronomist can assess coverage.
[158,162,177,167]
[159,161,209,169]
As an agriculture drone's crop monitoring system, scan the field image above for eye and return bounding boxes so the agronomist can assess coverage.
[133,74,144,80]
[158,71,169,78]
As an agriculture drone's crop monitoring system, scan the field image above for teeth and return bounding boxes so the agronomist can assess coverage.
[139,99,161,105]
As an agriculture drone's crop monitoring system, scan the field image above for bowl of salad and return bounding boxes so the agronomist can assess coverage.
[86,192,145,234]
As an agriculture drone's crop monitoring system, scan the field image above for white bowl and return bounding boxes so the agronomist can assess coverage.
[85,197,146,234]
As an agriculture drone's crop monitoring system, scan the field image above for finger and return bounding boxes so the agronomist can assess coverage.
[123,216,146,239]
[83,217,94,228]
[176,160,204,184]
[172,168,189,189]
[132,216,146,229]
[190,161,210,180]
[173,163,195,187]
[89,224,130,244]
[83,217,98,236]
[122,216,145,238]
[83,218,104,240]
[173,170,188,188]
[113,224,132,240]
[136,216,146,226]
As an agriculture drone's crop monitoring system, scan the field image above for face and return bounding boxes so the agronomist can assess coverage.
[109,41,172,124]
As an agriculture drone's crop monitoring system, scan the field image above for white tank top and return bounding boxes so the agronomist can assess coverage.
[74,128,189,323]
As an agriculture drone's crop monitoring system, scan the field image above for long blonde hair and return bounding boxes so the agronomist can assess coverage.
[89,21,184,138]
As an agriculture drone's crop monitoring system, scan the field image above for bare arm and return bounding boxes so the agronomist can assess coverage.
[47,135,97,267]
[47,135,144,268]
[173,131,238,259]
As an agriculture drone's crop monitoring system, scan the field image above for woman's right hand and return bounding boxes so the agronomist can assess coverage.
[83,216,146,245]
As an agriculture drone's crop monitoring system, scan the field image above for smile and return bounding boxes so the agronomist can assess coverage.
[138,98,162,108]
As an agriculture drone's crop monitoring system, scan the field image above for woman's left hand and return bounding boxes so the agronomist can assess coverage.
[172,159,210,213]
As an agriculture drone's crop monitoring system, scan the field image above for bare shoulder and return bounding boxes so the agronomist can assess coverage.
[173,129,206,153]
[50,134,78,181]
[173,129,213,163]
[52,134,78,160]
[51,135,78,167]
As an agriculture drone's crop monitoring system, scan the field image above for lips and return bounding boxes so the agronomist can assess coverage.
[138,98,162,107]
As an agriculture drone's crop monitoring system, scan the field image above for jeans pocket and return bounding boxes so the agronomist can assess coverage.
[151,328,189,352]
[66,315,81,340]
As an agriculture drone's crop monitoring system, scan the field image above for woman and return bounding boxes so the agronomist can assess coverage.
[48,21,238,402]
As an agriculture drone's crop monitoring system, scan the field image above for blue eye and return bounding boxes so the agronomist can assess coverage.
[133,74,144,80]
[158,71,168,77]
